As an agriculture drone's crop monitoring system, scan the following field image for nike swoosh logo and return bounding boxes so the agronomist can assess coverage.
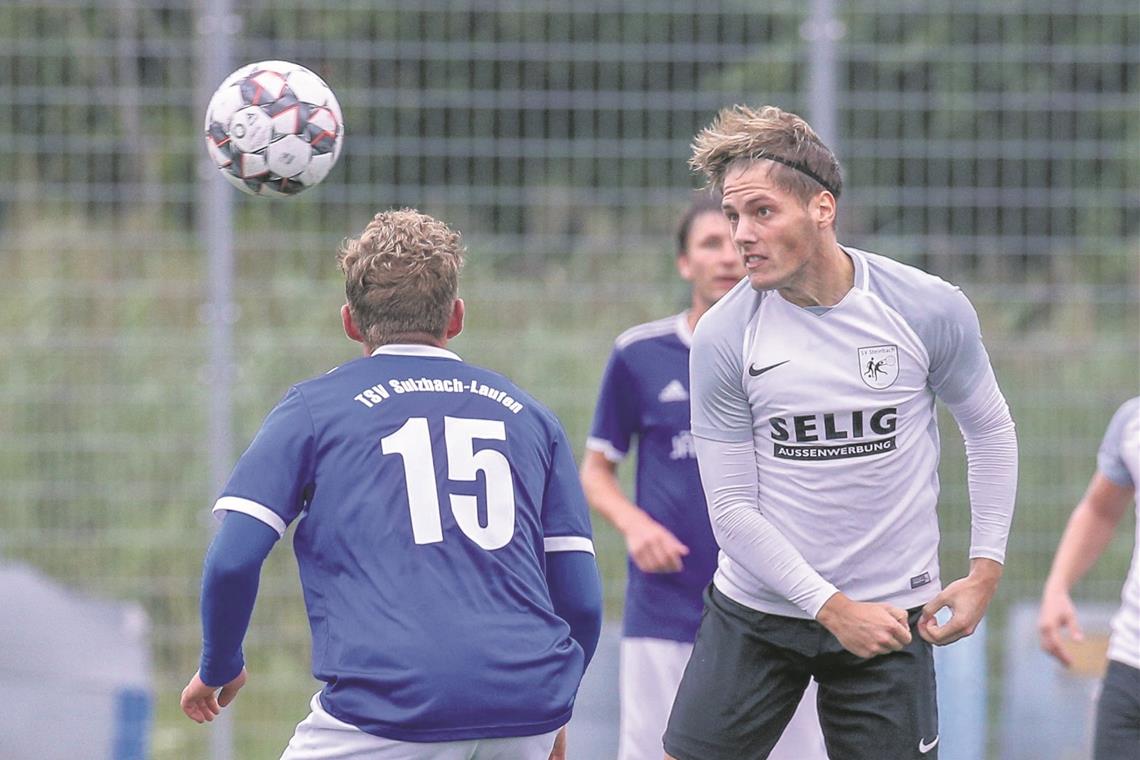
[748,360,789,377]
[919,736,939,754]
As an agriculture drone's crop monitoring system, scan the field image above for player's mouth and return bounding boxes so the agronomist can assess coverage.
[743,253,767,270]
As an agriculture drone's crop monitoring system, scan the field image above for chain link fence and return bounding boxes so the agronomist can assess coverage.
[1,1,1136,757]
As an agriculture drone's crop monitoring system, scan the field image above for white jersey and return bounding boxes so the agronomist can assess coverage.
[1099,397,1140,669]
[690,246,1018,619]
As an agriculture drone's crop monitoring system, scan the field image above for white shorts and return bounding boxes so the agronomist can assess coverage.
[618,637,828,760]
[280,692,561,760]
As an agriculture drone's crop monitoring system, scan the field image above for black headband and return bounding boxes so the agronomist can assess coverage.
[756,153,840,197]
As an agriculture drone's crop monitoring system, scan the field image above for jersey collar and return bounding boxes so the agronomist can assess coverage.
[370,344,463,362]
[774,246,869,316]
[674,311,694,347]
[845,246,870,291]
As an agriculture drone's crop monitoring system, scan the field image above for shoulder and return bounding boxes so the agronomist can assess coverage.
[470,364,565,433]
[473,363,540,403]
[291,355,370,396]
[693,278,764,350]
[300,354,372,383]
[614,314,684,352]
[1099,396,1139,486]
[1112,396,1140,420]
[858,248,965,308]
[1106,397,1140,437]
[856,248,977,329]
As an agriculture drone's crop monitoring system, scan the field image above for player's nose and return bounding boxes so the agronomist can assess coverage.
[732,215,758,245]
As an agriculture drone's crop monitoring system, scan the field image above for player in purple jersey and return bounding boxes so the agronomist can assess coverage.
[581,192,826,760]
[180,209,603,759]
[664,106,1017,760]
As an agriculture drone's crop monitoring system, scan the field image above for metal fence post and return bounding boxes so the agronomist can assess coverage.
[195,2,237,758]
[802,0,843,154]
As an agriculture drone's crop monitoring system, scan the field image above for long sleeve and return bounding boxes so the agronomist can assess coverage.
[545,550,604,667]
[198,511,279,686]
[943,374,1018,564]
[694,435,839,618]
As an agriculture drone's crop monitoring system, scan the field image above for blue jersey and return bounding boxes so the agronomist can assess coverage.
[213,344,595,742]
[587,314,719,642]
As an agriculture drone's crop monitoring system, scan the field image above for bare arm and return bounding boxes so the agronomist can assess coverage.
[1037,472,1134,666]
[579,449,689,572]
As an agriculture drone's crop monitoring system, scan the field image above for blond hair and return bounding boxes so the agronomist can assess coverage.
[337,208,465,347]
[690,105,843,204]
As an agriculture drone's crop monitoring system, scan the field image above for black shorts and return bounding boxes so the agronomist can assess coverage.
[1094,659,1140,760]
[664,584,939,760]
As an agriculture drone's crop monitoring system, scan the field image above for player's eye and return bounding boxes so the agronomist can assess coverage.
[756,207,771,217]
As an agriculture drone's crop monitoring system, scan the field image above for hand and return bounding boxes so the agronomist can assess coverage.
[548,725,568,760]
[1038,586,1083,667]
[918,558,1002,646]
[623,512,689,573]
[816,593,912,658]
[180,667,247,723]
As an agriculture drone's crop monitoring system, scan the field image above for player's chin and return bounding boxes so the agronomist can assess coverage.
[745,270,780,292]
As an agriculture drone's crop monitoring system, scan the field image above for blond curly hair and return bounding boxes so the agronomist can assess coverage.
[690,105,843,204]
[337,208,465,347]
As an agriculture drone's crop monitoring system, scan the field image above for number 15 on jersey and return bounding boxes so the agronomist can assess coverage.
[381,416,516,551]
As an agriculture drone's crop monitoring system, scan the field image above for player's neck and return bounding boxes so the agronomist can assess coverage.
[778,242,853,309]
[368,333,448,354]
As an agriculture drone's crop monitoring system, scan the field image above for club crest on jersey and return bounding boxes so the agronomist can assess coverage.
[858,345,899,389]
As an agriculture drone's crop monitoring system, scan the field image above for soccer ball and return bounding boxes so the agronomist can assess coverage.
[203,60,344,197]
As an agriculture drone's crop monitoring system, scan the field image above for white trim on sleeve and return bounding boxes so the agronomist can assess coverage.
[544,536,595,555]
[674,311,694,347]
[213,496,288,538]
[585,436,627,462]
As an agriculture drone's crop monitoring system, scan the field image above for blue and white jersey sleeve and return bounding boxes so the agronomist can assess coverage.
[586,348,638,461]
[212,386,316,536]
[543,424,596,556]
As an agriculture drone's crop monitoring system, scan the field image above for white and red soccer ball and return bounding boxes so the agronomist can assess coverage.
[204,60,344,197]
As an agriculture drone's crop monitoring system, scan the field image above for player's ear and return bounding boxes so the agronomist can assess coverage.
[444,298,464,340]
[676,252,694,283]
[813,191,837,228]
[341,303,365,344]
